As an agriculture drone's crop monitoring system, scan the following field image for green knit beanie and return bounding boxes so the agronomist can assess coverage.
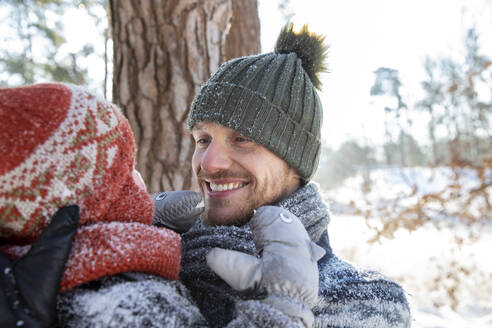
[187,23,328,182]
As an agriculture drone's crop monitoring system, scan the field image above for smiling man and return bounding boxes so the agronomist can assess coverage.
[177,24,412,328]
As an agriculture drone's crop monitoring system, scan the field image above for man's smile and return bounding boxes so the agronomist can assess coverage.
[204,179,249,196]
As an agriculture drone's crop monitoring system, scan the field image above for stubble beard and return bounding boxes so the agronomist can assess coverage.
[202,196,257,227]
[199,172,294,227]
[201,178,259,227]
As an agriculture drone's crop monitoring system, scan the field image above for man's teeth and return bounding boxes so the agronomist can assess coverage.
[209,182,245,192]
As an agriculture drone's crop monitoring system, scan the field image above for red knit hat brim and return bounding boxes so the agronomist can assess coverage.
[60,222,181,292]
[0,222,182,291]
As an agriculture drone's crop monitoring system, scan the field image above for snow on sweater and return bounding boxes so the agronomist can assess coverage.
[57,183,411,327]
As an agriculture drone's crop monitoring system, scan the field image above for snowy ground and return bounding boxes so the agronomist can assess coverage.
[319,167,492,328]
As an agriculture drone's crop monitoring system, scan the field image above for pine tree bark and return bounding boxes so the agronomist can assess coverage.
[110,0,260,192]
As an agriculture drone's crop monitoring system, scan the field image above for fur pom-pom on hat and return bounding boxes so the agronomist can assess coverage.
[275,23,329,90]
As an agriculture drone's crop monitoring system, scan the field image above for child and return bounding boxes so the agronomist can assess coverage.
[0,83,206,327]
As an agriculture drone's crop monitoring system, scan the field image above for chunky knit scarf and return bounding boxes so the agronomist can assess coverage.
[180,183,330,327]
[276,183,330,243]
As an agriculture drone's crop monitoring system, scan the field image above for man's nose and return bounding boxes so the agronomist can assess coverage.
[200,141,232,173]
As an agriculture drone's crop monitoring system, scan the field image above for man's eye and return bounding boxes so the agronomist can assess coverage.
[235,136,250,143]
[194,138,210,147]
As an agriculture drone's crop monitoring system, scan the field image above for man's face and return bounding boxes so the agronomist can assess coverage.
[191,122,300,226]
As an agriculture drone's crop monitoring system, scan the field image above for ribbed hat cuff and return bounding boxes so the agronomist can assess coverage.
[188,82,320,181]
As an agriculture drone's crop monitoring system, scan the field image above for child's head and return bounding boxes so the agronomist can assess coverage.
[0,83,153,244]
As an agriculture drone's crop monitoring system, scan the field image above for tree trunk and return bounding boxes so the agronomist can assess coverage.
[110,0,260,192]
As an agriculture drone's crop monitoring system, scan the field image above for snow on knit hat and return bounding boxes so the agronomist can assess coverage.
[0,83,181,291]
[187,23,329,182]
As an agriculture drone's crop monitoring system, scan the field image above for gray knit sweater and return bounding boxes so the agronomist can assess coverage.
[56,183,411,327]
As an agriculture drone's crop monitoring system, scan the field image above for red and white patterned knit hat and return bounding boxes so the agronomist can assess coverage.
[0,83,152,242]
[0,83,181,290]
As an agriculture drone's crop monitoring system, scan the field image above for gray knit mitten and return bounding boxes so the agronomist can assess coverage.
[152,191,204,233]
[206,206,325,328]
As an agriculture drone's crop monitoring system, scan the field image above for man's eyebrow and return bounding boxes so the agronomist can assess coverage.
[232,131,248,138]
[191,122,208,133]
[192,122,204,130]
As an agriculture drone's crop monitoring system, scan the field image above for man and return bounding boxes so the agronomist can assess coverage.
[175,23,411,327]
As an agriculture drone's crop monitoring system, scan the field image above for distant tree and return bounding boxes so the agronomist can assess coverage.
[383,132,426,167]
[370,67,409,166]
[417,58,442,164]
[110,0,260,192]
[418,28,492,162]
[0,0,103,87]
[459,28,491,160]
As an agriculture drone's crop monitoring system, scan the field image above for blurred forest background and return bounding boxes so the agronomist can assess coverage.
[1,0,491,327]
